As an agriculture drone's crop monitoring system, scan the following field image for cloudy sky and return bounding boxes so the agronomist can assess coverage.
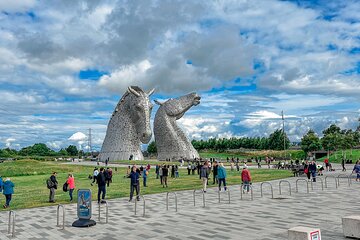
[0,0,359,151]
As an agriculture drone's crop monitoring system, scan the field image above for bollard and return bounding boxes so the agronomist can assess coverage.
[260,182,274,199]
[134,195,146,217]
[166,192,178,212]
[98,202,109,223]
[279,180,291,196]
[288,226,321,240]
[295,179,309,193]
[56,204,65,230]
[8,211,15,238]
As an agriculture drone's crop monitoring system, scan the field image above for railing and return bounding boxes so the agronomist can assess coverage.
[295,179,309,193]
[56,204,65,230]
[98,202,109,223]
[135,195,146,217]
[166,192,178,212]
[260,182,274,199]
[193,190,206,207]
[279,180,292,196]
[240,183,253,200]
[336,174,351,187]
[218,189,231,204]
[8,210,15,238]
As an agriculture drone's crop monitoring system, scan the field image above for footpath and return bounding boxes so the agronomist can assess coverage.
[0,169,359,239]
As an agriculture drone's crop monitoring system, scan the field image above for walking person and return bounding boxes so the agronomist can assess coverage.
[159,165,163,185]
[352,160,360,182]
[3,178,14,208]
[175,165,179,178]
[128,166,140,201]
[91,167,99,186]
[212,161,218,184]
[48,172,58,203]
[187,163,191,175]
[342,157,346,172]
[304,160,310,180]
[217,163,227,191]
[309,160,317,182]
[200,161,209,192]
[143,168,148,187]
[324,158,329,171]
[171,165,175,178]
[162,165,169,188]
[241,166,252,193]
[156,164,160,179]
[97,167,106,204]
[66,174,75,202]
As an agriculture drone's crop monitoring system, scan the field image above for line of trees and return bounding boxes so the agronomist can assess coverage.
[0,143,81,158]
[300,124,360,158]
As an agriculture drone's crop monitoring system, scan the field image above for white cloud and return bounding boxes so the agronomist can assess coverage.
[5,138,16,148]
[0,0,35,12]
[68,132,87,142]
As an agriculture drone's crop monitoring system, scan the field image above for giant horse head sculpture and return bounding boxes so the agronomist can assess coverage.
[100,86,154,161]
[154,92,201,161]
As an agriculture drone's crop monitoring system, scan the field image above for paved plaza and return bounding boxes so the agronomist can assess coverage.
[0,170,359,240]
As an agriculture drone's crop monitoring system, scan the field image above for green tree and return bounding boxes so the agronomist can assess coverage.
[58,148,68,156]
[19,143,55,156]
[300,129,322,154]
[147,141,157,154]
[66,145,78,156]
[268,129,290,150]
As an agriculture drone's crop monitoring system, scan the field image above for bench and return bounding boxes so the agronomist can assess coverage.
[291,166,304,177]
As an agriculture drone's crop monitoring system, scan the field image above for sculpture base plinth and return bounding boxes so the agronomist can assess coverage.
[72,219,96,228]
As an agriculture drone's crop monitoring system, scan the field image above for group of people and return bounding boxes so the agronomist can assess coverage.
[0,176,15,208]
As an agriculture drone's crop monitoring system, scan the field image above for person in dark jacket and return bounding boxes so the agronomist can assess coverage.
[49,172,58,203]
[162,165,169,188]
[212,161,218,184]
[128,166,140,201]
[308,160,317,182]
[97,167,106,204]
[200,161,209,192]
[3,178,14,208]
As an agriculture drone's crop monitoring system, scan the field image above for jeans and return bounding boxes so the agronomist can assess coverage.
[163,176,168,187]
[218,178,226,191]
[202,178,208,192]
[5,194,12,206]
[69,188,74,201]
[98,185,106,203]
[243,181,250,192]
[143,177,147,187]
[213,174,218,184]
[130,184,140,200]
[311,171,316,182]
[49,188,55,202]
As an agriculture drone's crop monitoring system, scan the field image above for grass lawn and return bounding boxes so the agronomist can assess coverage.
[317,149,360,163]
[0,160,292,211]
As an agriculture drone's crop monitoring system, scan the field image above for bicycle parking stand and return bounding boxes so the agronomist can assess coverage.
[240,184,253,201]
[336,174,351,188]
[260,182,274,199]
[135,195,146,217]
[295,179,309,193]
[218,189,231,204]
[8,210,15,238]
[193,189,206,208]
[57,204,65,230]
[279,180,292,196]
[166,192,178,212]
[98,202,109,223]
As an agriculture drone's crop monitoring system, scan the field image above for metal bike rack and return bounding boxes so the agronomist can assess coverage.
[166,192,178,212]
[279,180,292,196]
[324,176,334,188]
[98,202,109,223]
[295,179,309,193]
[336,174,351,187]
[240,184,253,200]
[8,210,15,238]
[135,195,146,217]
[193,189,206,207]
[56,204,65,230]
[218,189,231,204]
[260,182,274,199]
[315,178,324,191]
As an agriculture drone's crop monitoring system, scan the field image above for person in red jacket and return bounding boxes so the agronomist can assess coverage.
[241,166,252,193]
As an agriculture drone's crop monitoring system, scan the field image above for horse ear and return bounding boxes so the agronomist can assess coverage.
[128,86,140,97]
[154,99,163,106]
[147,88,155,96]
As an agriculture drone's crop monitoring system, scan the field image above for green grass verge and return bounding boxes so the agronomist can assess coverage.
[317,149,360,163]
[0,160,292,211]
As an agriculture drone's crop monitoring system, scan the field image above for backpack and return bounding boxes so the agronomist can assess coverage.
[63,182,68,192]
[46,178,54,189]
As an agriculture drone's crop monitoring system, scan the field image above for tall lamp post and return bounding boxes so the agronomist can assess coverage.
[282,111,286,159]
